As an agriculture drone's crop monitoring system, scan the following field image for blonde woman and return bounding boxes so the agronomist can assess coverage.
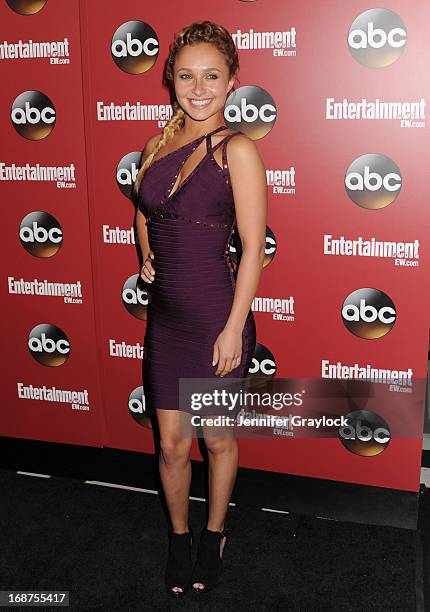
[133,21,267,597]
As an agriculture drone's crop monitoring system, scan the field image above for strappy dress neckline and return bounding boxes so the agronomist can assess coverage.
[150,124,228,168]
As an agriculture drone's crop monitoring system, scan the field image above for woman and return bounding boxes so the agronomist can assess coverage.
[133,21,267,597]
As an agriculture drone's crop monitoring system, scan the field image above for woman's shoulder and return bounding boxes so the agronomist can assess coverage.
[224,131,266,183]
[224,130,259,159]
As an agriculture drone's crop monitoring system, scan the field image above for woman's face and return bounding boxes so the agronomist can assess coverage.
[173,42,235,121]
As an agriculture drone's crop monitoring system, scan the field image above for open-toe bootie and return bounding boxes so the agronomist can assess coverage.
[165,527,193,598]
[191,526,229,594]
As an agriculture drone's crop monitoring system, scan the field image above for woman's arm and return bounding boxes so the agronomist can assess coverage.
[213,134,267,376]
[134,133,161,282]
[225,134,267,332]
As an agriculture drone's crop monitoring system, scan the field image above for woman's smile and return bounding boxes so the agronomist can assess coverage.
[188,98,213,109]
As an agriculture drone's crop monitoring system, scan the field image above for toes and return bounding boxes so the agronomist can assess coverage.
[193,582,205,590]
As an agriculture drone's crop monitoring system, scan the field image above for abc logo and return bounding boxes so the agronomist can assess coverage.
[345,154,402,210]
[11,91,56,140]
[225,86,276,139]
[20,211,63,257]
[6,0,47,15]
[128,385,153,426]
[28,323,70,366]
[248,343,277,385]
[122,274,151,319]
[338,410,390,456]
[342,288,396,339]
[111,21,159,74]
[348,8,407,68]
[117,151,142,199]
[229,226,276,269]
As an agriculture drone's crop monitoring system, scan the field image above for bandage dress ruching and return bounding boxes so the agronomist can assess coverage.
[137,124,256,414]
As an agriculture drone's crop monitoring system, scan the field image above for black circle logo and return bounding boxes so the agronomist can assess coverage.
[341,288,396,339]
[338,410,391,456]
[19,211,63,257]
[224,86,276,138]
[247,343,277,384]
[128,385,151,424]
[344,154,402,210]
[117,151,142,199]
[111,21,159,74]
[122,274,150,319]
[11,91,56,140]
[28,323,70,366]
[6,0,48,15]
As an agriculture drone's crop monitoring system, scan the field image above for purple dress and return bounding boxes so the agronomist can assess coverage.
[137,124,256,413]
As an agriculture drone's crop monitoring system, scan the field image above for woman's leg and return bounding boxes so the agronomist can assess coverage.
[191,425,238,590]
[204,426,238,532]
[156,408,193,533]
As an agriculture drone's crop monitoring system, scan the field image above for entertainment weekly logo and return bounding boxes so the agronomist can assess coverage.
[109,338,144,360]
[321,358,413,393]
[252,296,295,322]
[323,234,419,268]
[8,275,83,304]
[17,382,90,411]
[0,162,76,188]
[326,97,426,128]
[231,27,297,57]
[0,37,70,64]
[96,101,171,127]
[103,224,136,245]
[266,167,296,195]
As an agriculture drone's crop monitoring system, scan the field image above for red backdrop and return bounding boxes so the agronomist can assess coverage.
[1,0,429,492]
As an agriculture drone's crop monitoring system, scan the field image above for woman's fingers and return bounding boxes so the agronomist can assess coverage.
[212,343,219,367]
[215,354,241,376]
[140,253,155,282]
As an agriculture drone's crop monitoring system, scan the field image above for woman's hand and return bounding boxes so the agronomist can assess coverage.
[140,250,155,283]
[212,327,242,376]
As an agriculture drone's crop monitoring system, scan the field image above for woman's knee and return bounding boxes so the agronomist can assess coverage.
[159,436,191,465]
[204,434,237,455]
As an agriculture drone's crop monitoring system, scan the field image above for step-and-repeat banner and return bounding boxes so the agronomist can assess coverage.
[2,0,429,492]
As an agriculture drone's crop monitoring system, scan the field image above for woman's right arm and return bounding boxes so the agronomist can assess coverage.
[135,133,161,283]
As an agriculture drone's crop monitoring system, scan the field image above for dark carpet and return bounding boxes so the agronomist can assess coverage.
[0,469,419,611]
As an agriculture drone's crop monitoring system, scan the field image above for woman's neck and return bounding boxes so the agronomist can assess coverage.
[181,115,225,140]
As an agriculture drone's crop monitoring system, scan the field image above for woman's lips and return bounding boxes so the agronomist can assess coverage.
[188,98,212,109]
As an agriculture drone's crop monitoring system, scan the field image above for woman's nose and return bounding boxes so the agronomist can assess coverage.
[192,78,205,96]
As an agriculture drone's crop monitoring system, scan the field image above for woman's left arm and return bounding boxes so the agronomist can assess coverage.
[213,134,267,376]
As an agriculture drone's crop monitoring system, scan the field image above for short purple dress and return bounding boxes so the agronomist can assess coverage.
[137,124,256,414]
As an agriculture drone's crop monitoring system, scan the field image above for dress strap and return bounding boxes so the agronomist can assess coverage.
[205,125,229,152]
[205,124,228,138]
[211,132,242,169]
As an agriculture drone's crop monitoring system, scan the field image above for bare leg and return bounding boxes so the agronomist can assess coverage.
[156,409,193,594]
[192,426,238,590]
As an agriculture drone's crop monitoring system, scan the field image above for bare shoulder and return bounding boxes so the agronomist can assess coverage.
[226,132,265,175]
[228,132,259,156]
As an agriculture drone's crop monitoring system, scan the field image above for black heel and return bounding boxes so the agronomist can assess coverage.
[165,527,193,597]
[191,526,229,593]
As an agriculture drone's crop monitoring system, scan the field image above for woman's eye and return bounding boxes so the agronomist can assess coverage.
[207,74,218,79]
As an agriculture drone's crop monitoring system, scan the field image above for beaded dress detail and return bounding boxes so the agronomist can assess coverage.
[137,125,256,413]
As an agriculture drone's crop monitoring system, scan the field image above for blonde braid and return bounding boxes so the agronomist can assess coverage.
[133,104,185,197]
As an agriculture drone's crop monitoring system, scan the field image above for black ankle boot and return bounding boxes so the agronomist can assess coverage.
[165,527,193,597]
[191,526,229,594]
